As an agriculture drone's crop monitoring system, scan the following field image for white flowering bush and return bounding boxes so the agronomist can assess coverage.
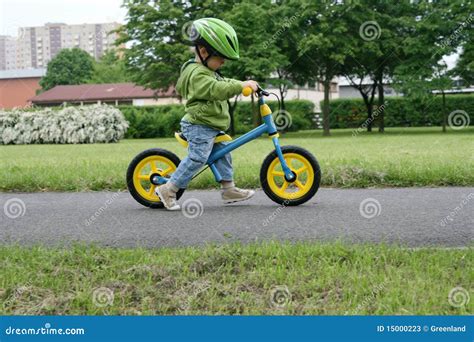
[0,104,129,144]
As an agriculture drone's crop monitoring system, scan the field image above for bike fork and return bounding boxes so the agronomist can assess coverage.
[271,135,295,181]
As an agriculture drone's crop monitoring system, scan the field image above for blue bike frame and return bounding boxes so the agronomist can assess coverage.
[154,93,295,186]
[206,95,294,182]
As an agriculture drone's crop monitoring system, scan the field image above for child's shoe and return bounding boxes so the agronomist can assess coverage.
[155,182,180,211]
[221,187,255,204]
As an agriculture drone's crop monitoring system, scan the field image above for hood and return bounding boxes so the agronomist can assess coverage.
[176,60,204,99]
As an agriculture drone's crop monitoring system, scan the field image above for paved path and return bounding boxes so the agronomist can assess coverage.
[1,188,473,248]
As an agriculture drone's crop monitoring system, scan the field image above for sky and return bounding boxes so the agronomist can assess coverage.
[0,0,458,69]
[0,0,127,36]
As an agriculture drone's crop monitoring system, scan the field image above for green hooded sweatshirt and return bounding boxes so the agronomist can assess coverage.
[176,59,243,131]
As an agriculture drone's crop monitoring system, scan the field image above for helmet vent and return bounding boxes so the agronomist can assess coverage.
[226,35,236,51]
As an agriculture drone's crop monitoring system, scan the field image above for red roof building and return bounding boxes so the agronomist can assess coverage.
[0,69,46,109]
[29,83,178,106]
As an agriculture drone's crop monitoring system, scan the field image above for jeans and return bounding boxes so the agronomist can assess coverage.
[169,120,233,189]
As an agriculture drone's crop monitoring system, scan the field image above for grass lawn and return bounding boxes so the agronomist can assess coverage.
[0,242,471,315]
[1,126,473,192]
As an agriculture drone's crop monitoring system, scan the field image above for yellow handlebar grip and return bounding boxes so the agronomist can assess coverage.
[242,86,253,97]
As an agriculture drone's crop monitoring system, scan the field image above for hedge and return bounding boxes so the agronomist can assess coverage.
[119,99,315,138]
[0,104,129,144]
[325,95,474,129]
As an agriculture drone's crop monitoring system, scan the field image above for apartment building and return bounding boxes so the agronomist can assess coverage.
[0,35,20,70]
[0,22,122,70]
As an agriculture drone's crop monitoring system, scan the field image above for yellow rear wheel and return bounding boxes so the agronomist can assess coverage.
[126,148,184,208]
[260,146,320,206]
[132,155,176,201]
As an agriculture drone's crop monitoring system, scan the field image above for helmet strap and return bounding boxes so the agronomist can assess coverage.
[195,44,214,67]
[195,41,225,68]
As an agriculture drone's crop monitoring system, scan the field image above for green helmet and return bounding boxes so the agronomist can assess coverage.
[190,18,240,61]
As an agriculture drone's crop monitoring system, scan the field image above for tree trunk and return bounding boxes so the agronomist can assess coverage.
[361,93,373,132]
[279,84,286,111]
[251,93,260,127]
[442,91,447,133]
[228,98,238,136]
[322,79,331,136]
[377,78,385,133]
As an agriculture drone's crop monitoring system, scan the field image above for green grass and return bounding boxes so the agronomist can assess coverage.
[0,242,471,315]
[1,127,473,192]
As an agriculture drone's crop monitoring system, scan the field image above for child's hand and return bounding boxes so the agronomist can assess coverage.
[242,80,259,92]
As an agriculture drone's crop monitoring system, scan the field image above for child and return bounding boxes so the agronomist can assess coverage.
[155,17,259,210]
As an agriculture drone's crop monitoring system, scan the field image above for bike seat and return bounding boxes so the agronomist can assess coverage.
[174,131,232,148]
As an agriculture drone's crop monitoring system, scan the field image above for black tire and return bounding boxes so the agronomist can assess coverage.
[126,148,185,208]
[260,145,321,206]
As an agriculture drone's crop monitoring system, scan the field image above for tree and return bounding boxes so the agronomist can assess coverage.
[115,0,235,91]
[220,1,284,132]
[295,0,356,136]
[341,1,463,132]
[116,0,282,135]
[39,48,94,91]
[88,50,130,84]
[264,1,303,112]
[393,60,452,132]
[431,62,453,133]
[453,44,474,86]
[452,21,474,87]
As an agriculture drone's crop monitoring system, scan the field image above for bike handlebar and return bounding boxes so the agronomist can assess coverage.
[242,85,270,97]
[242,86,253,97]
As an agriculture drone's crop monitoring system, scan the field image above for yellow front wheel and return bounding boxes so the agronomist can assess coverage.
[260,146,321,206]
[126,148,184,208]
